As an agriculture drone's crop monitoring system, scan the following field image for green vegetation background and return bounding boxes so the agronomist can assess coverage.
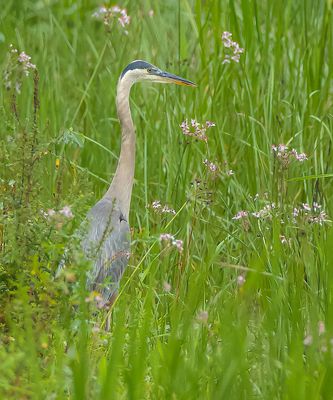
[1,0,333,398]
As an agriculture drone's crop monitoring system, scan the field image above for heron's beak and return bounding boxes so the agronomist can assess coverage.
[153,70,196,87]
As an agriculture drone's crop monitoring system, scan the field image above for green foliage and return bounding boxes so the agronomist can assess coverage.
[0,0,333,398]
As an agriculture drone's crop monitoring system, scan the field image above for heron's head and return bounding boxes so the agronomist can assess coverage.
[120,60,196,87]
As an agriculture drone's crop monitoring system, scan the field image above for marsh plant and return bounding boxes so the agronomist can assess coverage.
[0,46,90,323]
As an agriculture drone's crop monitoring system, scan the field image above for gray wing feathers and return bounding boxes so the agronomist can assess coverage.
[82,198,130,304]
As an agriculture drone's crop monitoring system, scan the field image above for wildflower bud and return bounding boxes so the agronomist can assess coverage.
[163,281,172,292]
[197,310,209,324]
[237,275,246,286]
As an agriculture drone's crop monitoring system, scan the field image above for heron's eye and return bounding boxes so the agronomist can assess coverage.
[147,68,152,73]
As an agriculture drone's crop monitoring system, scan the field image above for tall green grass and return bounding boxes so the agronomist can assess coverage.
[1,0,333,398]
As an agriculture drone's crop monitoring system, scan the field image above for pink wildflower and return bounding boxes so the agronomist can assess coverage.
[180,119,215,142]
[295,152,307,162]
[173,239,183,253]
[293,208,300,217]
[111,5,121,13]
[308,211,328,225]
[47,209,56,217]
[159,234,183,253]
[203,159,218,172]
[59,206,74,219]
[197,310,208,323]
[92,5,130,29]
[237,275,246,286]
[302,203,311,212]
[92,6,107,17]
[5,45,36,92]
[163,281,171,292]
[18,52,31,63]
[272,145,308,164]
[18,51,36,76]
[232,210,248,220]
[160,233,174,242]
[85,292,105,309]
[221,31,232,43]
[252,203,275,219]
[318,321,325,335]
[118,8,131,27]
[152,200,161,209]
[303,335,313,346]
[274,144,288,152]
[293,202,328,225]
[161,205,176,215]
[151,200,176,215]
[221,31,244,63]
[313,202,321,211]
[291,149,308,162]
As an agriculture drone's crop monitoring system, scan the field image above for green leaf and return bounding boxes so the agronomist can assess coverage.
[60,128,85,148]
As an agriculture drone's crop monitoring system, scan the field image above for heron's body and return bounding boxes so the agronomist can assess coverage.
[83,198,130,302]
[83,60,194,305]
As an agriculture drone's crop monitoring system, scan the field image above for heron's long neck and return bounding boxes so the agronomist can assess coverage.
[105,78,135,219]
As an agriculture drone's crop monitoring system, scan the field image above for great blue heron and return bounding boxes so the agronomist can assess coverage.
[82,60,195,307]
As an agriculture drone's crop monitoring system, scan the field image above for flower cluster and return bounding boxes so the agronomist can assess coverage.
[17,50,36,76]
[151,200,176,215]
[221,31,244,64]
[233,203,278,221]
[237,275,246,286]
[232,210,248,220]
[163,281,171,292]
[92,5,130,29]
[4,45,36,93]
[293,202,328,225]
[272,144,308,165]
[252,203,276,219]
[42,206,74,219]
[232,201,328,226]
[196,310,209,324]
[85,292,105,309]
[180,119,215,142]
[303,321,329,353]
[203,159,218,172]
[160,233,183,253]
[202,159,235,177]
